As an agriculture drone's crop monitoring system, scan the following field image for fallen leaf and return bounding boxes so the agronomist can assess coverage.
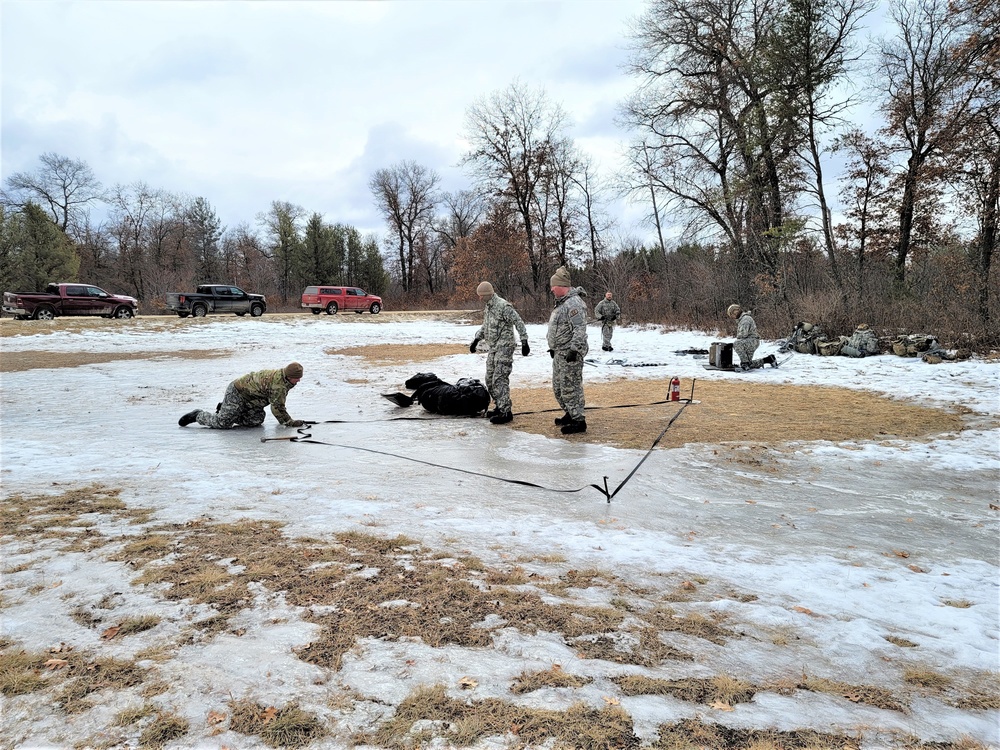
[510,724,522,735]
[49,643,73,654]
[44,658,68,670]
[892,550,910,558]
[807,507,818,512]
[459,676,478,689]
[908,564,927,573]
[101,625,121,640]
[207,711,227,725]
[602,696,620,705]
[989,503,999,511]
[792,606,821,617]
[261,706,278,725]
[708,700,734,711]
[49,580,63,588]
[680,581,697,590]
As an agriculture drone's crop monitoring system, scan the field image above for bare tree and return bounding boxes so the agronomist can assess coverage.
[2,152,105,235]
[463,80,569,290]
[876,0,996,283]
[369,161,440,292]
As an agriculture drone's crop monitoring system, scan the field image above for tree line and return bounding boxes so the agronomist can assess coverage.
[2,0,997,347]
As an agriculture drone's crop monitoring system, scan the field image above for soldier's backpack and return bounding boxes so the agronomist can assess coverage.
[892,334,937,357]
[816,337,844,356]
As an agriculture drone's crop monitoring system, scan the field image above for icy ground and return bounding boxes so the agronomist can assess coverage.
[1,315,997,748]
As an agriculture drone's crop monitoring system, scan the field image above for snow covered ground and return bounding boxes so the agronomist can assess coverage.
[1,314,997,748]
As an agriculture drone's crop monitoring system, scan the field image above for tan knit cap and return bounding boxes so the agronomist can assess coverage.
[727,304,742,317]
[283,362,304,379]
[476,281,494,296]
[549,265,572,288]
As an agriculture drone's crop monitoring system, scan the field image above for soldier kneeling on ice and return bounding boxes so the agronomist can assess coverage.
[727,304,777,370]
[179,362,306,429]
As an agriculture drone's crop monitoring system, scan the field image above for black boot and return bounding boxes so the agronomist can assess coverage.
[489,411,513,424]
[560,418,587,434]
[178,409,200,427]
[554,413,572,425]
[764,354,778,367]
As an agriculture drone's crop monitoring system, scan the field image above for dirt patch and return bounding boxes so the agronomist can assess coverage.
[508,379,967,450]
[332,343,968,449]
[326,343,467,364]
[2,349,232,373]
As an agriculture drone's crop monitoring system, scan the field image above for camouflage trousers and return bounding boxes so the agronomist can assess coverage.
[601,322,615,348]
[734,338,760,367]
[552,351,585,420]
[195,382,266,429]
[485,348,514,413]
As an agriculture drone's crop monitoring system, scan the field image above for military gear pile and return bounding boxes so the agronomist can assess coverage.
[891,334,938,357]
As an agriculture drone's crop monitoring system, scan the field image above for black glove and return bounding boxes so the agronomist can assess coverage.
[521,341,530,356]
[286,419,306,428]
[470,339,479,353]
[565,350,579,362]
[548,349,555,359]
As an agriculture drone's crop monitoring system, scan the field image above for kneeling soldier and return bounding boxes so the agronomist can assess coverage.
[179,362,306,429]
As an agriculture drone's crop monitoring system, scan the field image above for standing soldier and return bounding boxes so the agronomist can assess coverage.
[469,281,529,424]
[178,362,306,428]
[546,266,589,434]
[594,291,621,351]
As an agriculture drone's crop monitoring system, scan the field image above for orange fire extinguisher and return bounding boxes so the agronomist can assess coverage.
[669,376,681,401]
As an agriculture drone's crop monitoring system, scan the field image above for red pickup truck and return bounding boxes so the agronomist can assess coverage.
[301,285,382,315]
[3,283,139,320]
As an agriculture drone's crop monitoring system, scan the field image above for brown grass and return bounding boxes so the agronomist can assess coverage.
[355,684,639,749]
[511,665,593,694]
[326,343,970,449]
[793,676,908,713]
[651,718,860,749]
[138,712,189,748]
[613,674,756,705]
[228,699,326,747]
[1,348,231,372]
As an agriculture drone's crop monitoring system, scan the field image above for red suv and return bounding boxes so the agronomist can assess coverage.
[301,286,383,315]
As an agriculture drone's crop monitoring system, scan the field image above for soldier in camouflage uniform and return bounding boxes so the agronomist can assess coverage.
[546,266,589,434]
[470,281,529,425]
[594,291,621,351]
[727,304,777,370]
[178,362,306,429]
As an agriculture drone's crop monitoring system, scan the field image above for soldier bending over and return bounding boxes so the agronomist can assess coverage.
[179,362,306,429]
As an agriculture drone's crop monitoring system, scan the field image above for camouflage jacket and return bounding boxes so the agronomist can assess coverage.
[594,298,621,323]
[232,368,296,425]
[736,312,760,342]
[546,287,590,354]
[474,295,528,351]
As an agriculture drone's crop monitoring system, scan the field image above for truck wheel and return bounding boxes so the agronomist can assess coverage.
[250,303,264,317]
[192,304,208,318]
[325,302,338,315]
[311,309,321,315]
[369,302,381,314]
[113,306,134,319]
[33,306,56,321]
[178,312,189,318]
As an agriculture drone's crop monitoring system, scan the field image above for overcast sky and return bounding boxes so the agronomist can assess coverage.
[1,0,653,241]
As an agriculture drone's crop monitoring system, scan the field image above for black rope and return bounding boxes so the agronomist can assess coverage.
[264,380,698,502]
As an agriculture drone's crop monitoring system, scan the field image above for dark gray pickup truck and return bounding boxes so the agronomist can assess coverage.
[165,285,266,318]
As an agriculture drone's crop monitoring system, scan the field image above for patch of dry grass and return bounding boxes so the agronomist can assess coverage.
[651,718,860,749]
[792,675,908,713]
[138,712,189,748]
[0,348,231,372]
[613,674,756,705]
[0,648,49,696]
[511,665,593,694]
[228,699,326,747]
[355,684,638,749]
[885,635,919,648]
[326,343,468,365]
